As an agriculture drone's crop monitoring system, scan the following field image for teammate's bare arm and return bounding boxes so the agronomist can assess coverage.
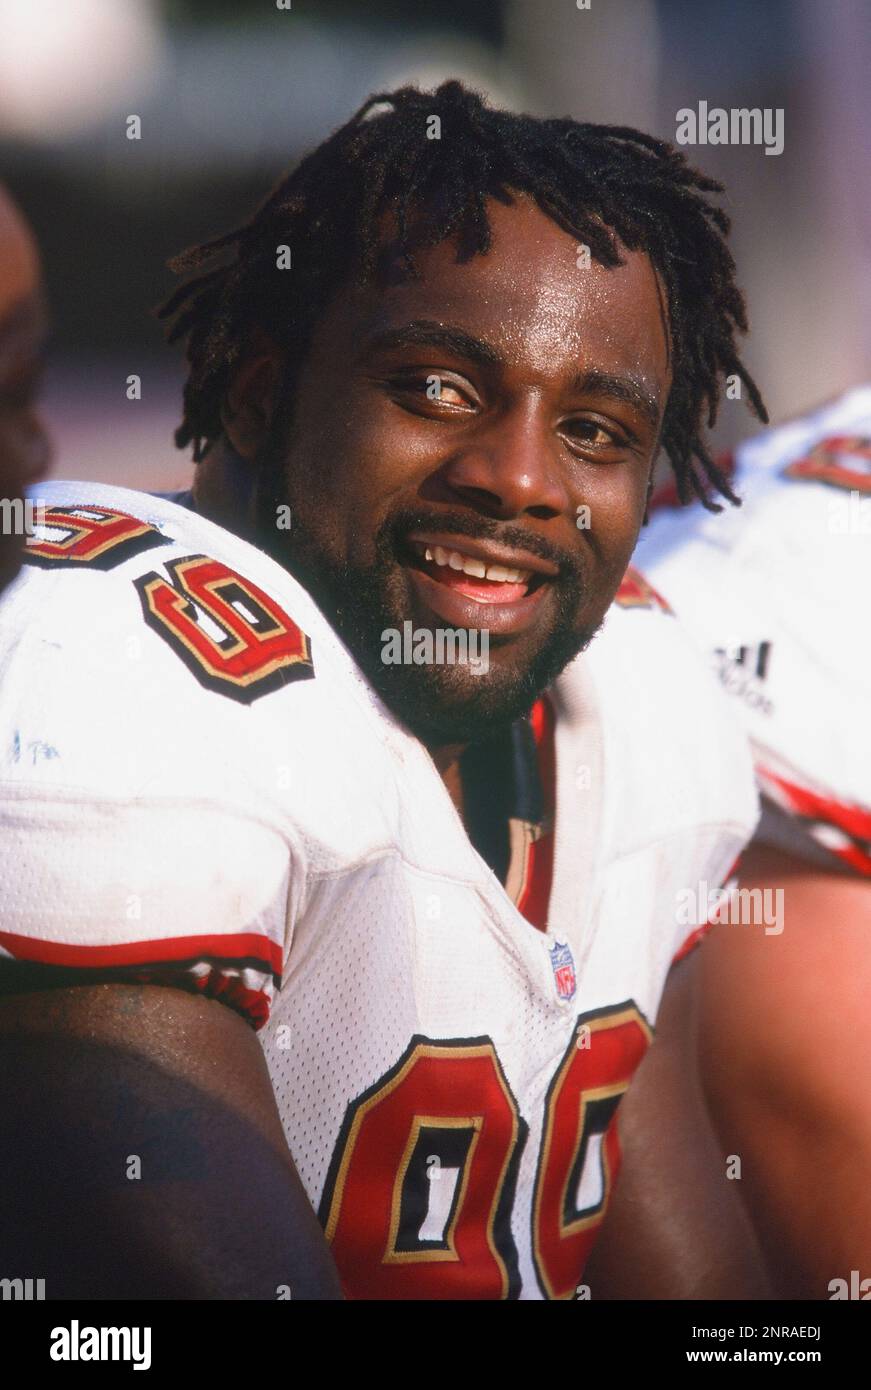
[0,982,342,1300]
[697,843,871,1299]
[584,949,770,1299]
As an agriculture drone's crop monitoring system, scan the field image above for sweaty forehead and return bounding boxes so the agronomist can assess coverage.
[336,194,670,387]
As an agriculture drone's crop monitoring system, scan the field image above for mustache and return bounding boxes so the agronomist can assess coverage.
[379,507,582,579]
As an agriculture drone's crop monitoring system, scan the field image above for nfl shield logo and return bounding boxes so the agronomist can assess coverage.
[549,940,577,1002]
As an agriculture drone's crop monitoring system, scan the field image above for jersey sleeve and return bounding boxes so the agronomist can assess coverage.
[0,554,301,1031]
[635,387,871,877]
[0,789,290,1028]
[589,580,761,970]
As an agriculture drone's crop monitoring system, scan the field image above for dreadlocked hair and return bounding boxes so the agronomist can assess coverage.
[158,79,766,511]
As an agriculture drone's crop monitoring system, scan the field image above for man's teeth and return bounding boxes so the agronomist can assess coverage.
[422,545,531,584]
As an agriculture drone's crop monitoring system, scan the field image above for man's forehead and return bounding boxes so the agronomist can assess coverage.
[345,204,668,384]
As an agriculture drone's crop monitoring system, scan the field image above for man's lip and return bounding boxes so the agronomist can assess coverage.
[404,530,560,578]
[406,563,551,636]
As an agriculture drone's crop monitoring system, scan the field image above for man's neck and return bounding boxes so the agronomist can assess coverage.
[430,742,467,820]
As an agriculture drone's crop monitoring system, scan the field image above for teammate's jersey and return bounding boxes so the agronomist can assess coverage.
[635,386,871,877]
[0,480,757,1300]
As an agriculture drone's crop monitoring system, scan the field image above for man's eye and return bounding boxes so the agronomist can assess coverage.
[391,375,472,409]
[563,418,625,449]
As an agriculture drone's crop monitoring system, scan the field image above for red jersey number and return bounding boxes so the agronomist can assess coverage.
[319,1003,651,1299]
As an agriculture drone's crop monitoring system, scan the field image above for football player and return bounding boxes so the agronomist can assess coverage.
[0,82,768,1299]
[635,389,871,1298]
[0,183,50,592]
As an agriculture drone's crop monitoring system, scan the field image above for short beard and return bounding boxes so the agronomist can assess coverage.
[257,465,598,746]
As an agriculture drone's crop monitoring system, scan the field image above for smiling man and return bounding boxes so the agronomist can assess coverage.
[208,214,664,750]
[0,83,767,1299]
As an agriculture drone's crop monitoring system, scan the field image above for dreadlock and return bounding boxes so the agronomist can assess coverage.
[158,79,766,511]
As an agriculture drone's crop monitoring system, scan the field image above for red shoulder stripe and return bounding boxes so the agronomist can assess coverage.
[0,929,283,975]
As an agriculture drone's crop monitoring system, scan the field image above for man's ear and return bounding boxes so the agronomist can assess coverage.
[220,330,283,460]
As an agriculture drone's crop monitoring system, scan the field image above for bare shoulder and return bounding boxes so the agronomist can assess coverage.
[0,980,291,1152]
[697,845,871,1295]
[0,981,341,1297]
[698,845,871,1112]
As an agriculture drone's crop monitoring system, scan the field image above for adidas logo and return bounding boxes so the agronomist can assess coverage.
[712,641,774,714]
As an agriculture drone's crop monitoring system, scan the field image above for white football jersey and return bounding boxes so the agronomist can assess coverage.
[635,386,871,877]
[0,480,757,1299]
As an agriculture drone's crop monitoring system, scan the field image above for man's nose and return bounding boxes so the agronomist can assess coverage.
[433,408,571,521]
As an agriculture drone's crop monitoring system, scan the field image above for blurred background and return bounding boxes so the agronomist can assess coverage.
[1,0,869,491]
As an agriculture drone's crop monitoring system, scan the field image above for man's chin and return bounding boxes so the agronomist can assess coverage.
[354,628,596,748]
[268,522,595,746]
[370,665,530,745]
